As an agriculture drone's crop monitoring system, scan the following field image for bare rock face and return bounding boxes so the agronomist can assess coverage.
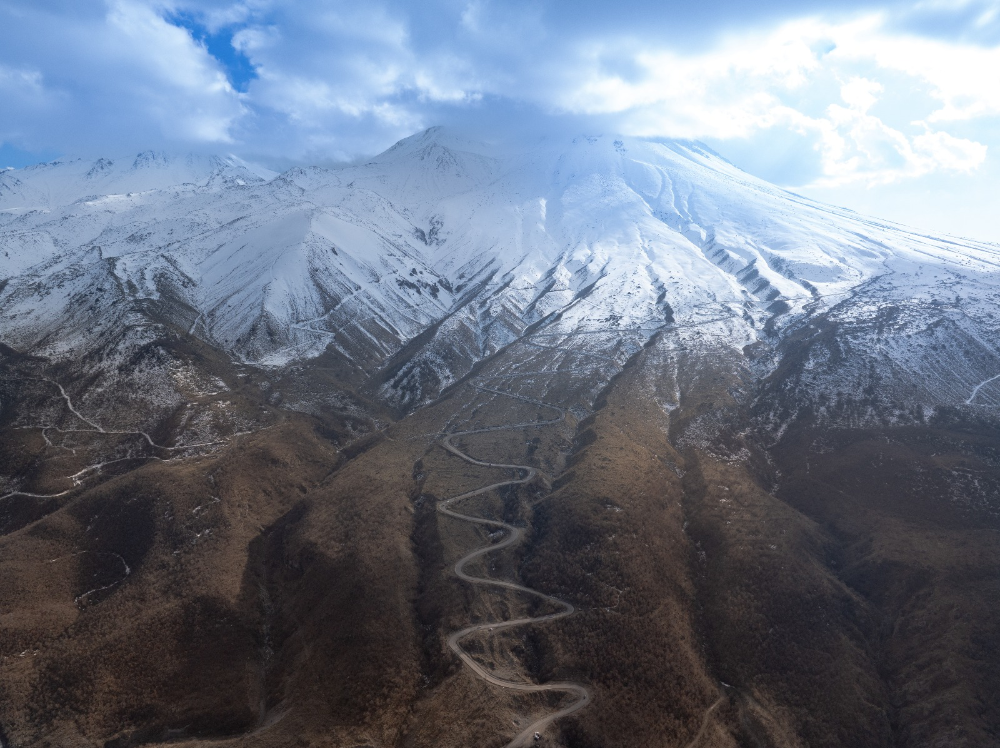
[1,129,999,748]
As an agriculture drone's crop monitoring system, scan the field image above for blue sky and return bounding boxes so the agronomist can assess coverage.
[2,0,999,241]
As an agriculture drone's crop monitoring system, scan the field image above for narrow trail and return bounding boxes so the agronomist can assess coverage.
[437,387,591,747]
[16,377,225,451]
[0,451,192,503]
[46,378,104,432]
[61,551,132,608]
[523,340,621,365]
[966,372,1000,405]
[683,695,725,748]
[0,488,74,501]
[526,313,737,340]
[1,377,228,502]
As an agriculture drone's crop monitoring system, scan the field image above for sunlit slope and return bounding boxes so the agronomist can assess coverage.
[2,128,999,405]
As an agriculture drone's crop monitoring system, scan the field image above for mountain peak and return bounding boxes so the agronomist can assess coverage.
[131,150,170,169]
[3,129,999,374]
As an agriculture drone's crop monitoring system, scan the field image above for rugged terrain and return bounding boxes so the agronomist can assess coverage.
[2,129,999,747]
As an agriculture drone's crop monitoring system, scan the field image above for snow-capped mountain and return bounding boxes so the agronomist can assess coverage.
[5,129,1000,748]
[2,127,999,411]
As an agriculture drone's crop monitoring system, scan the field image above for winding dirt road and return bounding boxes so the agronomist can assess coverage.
[967,372,1000,405]
[0,376,226,502]
[683,695,725,748]
[437,387,591,747]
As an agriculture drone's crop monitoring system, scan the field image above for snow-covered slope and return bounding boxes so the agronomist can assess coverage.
[2,128,999,411]
[0,152,272,214]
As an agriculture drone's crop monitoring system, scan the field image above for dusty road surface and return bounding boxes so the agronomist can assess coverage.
[437,387,592,747]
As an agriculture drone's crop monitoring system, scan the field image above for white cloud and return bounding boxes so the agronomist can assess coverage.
[839,76,883,112]
[0,0,996,194]
[0,64,45,93]
[217,2,499,157]
[827,20,1000,123]
[0,63,53,143]
[533,15,993,187]
[784,76,987,187]
[106,0,244,141]
[459,0,547,49]
[913,128,988,170]
[0,0,244,151]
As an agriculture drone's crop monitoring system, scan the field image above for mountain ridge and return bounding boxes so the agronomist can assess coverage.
[3,128,998,387]
[3,127,1000,748]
